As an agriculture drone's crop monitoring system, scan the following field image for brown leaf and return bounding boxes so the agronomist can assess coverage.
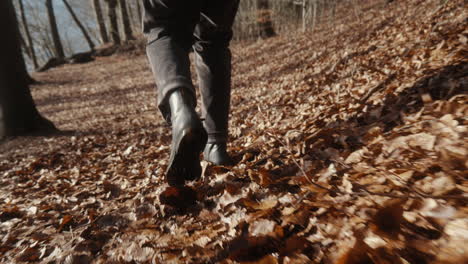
[135,203,157,219]
[249,169,275,186]
[225,182,243,195]
[240,254,279,264]
[58,215,74,232]
[336,240,373,264]
[199,209,221,222]
[372,199,405,239]
[64,254,92,264]
[283,254,312,264]
[281,210,311,227]
[228,236,278,262]
[31,232,50,242]
[0,245,14,255]
[103,180,121,197]
[242,198,278,211]
[159,186,197,209]
[249,219,276,237]
[17,247,40,262]
[0,206,24,222]
[279,236,310,257]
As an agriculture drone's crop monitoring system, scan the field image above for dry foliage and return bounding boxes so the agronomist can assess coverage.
[1,0,467,263]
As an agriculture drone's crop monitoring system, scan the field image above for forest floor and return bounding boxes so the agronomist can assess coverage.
[1,0,467,263]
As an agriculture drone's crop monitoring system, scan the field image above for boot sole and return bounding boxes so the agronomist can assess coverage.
[166,126,207,186]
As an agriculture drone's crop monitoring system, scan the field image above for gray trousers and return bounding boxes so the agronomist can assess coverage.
[143,0,239,144]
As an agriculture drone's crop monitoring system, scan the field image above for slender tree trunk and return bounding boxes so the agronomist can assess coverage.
[45,0,65,58]
[18,0,38,69]
[0,0,55,139]
[91,0,109,44]
[118,0,134,40]
[256,0,276,38]
[125,0,135,30]
[62,0,95,50]
[126,0,140,32]
[135,0,142,28]
[330,0,337,25]
[40,31,55,60]
[105,0,121,44]
[302,0,307,32]
[312,0,318,31]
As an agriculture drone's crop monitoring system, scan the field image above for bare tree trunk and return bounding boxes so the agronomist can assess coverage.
[45,0,65,58]
[127,0,140,32]
[312,0,318,31]
[302,0,307,32]
[91,0,109,44]
[18,0,38,69]
[135,0,142,28]
[118,0,134,41]
[1,0,55,139]
[105,0,121,44]
[330,0,337,25]
[256,0,276,38]
[39,31,55,60]
[62,0,95,50]
[125,0,135,30]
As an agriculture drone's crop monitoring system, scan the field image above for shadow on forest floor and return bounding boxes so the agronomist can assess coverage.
[353,61,468,132]
[302,61,468,159]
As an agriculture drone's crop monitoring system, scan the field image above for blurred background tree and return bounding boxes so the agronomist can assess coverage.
[1,0,56,139]
[14,0,373,71]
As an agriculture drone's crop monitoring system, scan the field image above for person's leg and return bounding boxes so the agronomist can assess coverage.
[143,0,199,119]
[143,0,207,186]
[194,0,240,165]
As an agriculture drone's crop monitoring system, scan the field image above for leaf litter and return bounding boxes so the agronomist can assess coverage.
[1,0,467,263]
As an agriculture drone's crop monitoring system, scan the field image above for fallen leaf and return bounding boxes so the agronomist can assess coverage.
[243,198,278,211]
[16,247,41,262]
[241,254,279,264]
[0,206,24,222]
[228,236,278,262]
[159,186,197,209]
[249,219,276,237]
[58,215,74,232]
[372,199,405,239]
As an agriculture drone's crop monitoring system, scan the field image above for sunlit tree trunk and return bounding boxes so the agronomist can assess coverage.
[18,0,38,69]
[91,0,109,44]
[126,0,140,31]
[135,0,142,28]
[45,0,65,58]
[311,0,318,31]
[118,0,134,41]
[302,0,307,32]
[105,0,121,44]
[0,0,55,139]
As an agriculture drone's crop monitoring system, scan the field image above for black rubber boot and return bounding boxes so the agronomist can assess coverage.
[166,90,207,186]
[203,143,233,166]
